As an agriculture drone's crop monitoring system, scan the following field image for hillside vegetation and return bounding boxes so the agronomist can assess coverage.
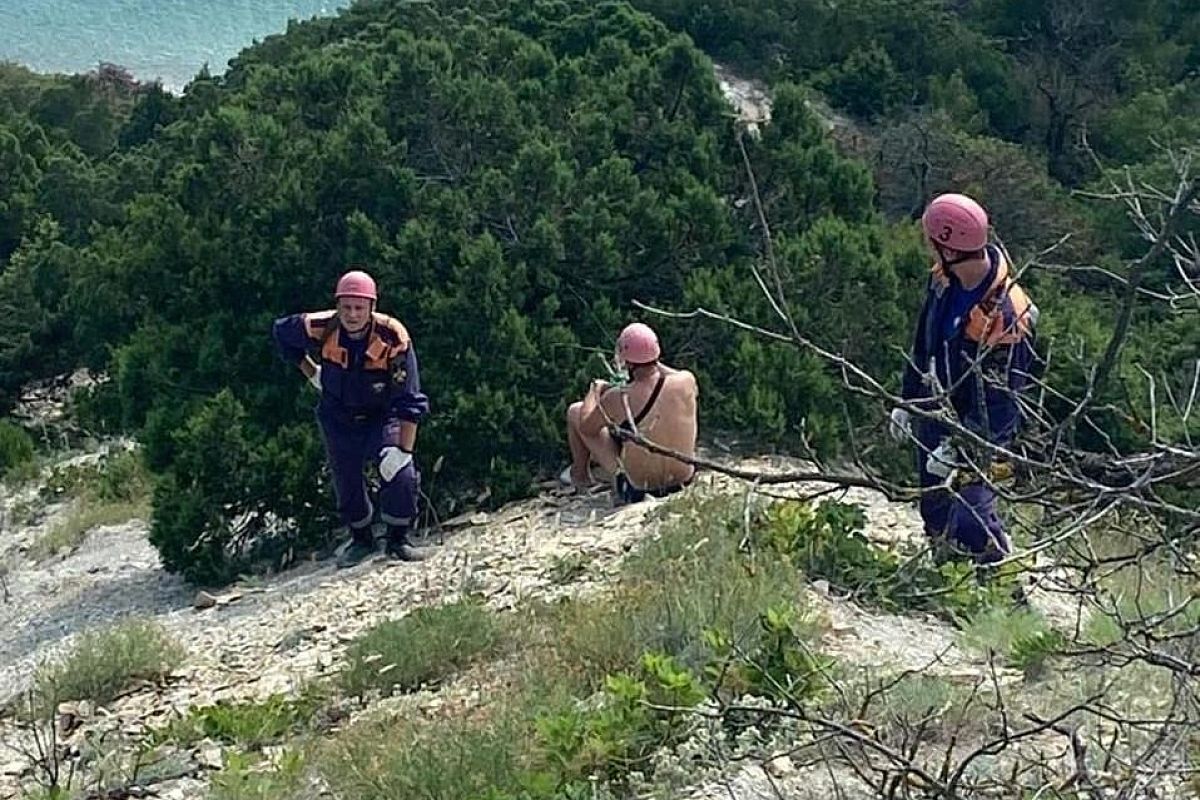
[0,0,1195,585]
[0,2,1197,797]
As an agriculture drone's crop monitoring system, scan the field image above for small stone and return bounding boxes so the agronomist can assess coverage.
[765,755,795,778]
[196,744,224,770]
[193,591,219,609]
[157,785,190,800]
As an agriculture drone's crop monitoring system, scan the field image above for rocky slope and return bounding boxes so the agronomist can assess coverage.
[1,448,1044,799]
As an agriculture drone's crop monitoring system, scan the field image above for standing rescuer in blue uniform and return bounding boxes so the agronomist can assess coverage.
[272,269,431,567]
[889,193,1039,565]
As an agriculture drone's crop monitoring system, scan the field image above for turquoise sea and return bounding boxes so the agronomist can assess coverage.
[0,0,348,92]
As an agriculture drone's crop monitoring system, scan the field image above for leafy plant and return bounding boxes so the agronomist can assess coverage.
[960,607,1065,678]
[150,688,327,750]
[27,498,147,561]
[720,604,834,706]
[536,653,704,786]
[752,498,1018,620]
[37,448,150,505]
[20,447,153,560]
[1008,627,1066,680]
[209,748,309,800]
[546,552,591,585]
[534,493,806,691]
[316,712,538,800]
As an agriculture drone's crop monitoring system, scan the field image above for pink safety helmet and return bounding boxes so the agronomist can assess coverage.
[921,193,989,252]
[335,269,378,302]
[616,322,661,366]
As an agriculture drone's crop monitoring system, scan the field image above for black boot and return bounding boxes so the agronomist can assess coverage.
[384,525,428,562]
[337,524,377,568]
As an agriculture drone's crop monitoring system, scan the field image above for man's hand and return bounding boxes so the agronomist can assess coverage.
[925,440,962,479]
[379,446,413,482]
[888,407,911,443]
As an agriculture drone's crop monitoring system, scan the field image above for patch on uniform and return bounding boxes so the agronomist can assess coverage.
[371,380,387,396]
[391,360,408,386]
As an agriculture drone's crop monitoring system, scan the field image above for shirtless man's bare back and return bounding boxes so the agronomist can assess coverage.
[564,323,698,504]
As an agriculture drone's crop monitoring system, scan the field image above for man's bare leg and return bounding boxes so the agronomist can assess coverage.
[566,402,620,485]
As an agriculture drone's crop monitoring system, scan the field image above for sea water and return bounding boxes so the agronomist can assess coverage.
[0,0,347,92]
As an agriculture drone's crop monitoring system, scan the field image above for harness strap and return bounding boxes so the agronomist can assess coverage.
[608,369,667,444]
[632,369,667,426]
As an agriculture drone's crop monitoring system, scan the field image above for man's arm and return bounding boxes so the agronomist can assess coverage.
[271,313,312,368]
[272,314,323,390]
[578,380,617,438]
[383,344,430,450]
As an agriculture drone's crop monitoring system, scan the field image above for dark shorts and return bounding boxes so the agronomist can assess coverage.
[613,471,694,505]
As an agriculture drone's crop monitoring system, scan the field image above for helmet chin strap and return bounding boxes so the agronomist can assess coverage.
[933,241,979,270]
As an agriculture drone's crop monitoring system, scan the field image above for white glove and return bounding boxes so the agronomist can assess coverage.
[888,408,911,443]
[925,440,961,479]
[308,365,322,392]
[379,446,413,482]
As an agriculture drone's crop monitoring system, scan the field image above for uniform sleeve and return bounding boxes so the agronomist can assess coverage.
[382,344,431,446]
[271,313,311,364]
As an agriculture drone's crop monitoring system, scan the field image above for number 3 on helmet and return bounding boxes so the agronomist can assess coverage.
[922,194,988,251]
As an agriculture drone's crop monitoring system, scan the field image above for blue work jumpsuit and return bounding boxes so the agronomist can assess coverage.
[900,245,1038,563]
[272,310,430,531]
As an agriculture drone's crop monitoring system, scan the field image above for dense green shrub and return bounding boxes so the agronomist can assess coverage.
[147,389,332,584]
[40,0,912,582]
[628,0,1198,181]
